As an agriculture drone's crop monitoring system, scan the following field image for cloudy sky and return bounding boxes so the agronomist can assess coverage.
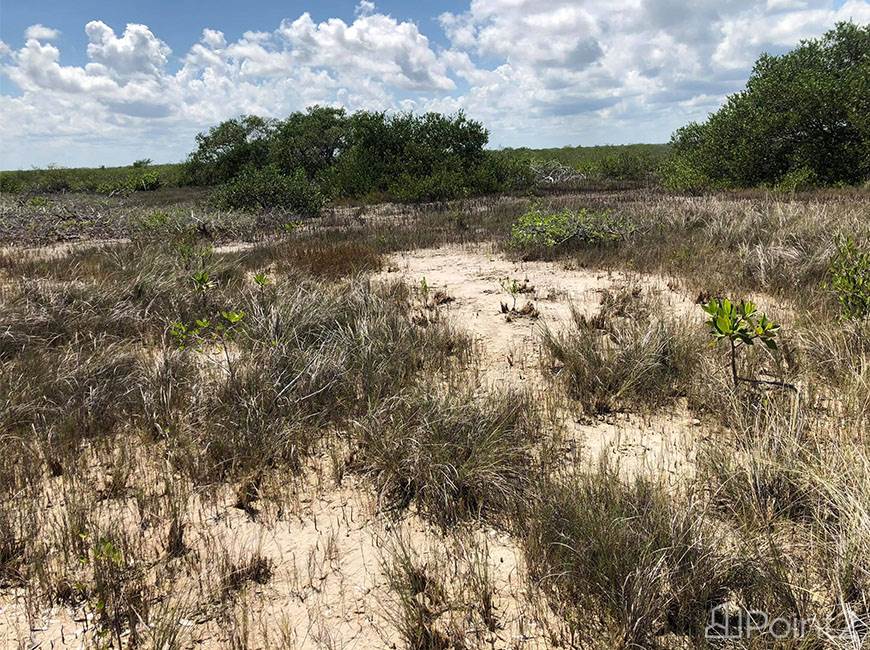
[1,0,867,169]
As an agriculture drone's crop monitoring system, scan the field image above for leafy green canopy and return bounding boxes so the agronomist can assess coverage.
[667,22,869,188]
[184,107,532,206]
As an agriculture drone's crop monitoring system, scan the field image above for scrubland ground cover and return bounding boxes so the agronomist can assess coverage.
[0,183,868,648]
[1,22,868,648]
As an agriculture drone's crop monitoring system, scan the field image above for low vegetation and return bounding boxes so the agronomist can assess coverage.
[1,18,869,649]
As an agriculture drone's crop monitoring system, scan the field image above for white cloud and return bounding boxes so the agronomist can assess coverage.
[85,21,171,79]
[356,1,376,17]
[278,12,454,90]
[24,24,61,41]
[201,28,227,50]
[1,1,867,168]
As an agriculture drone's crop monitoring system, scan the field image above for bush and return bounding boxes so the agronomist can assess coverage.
[387,166,469,202]
[828,237,870,320]
[132,171,161,191]
[509,206,633,253]
[211,165,324,216]
[666,22,869,188]
[658,156,711,193]
[0,173,23,193]
[775,166,818,192]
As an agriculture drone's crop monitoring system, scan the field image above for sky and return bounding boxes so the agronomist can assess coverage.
[1,0,868,169]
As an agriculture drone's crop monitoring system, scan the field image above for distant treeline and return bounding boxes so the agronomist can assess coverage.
[502,143,670,182]
[0,162,186,195]
[2,22,866,206]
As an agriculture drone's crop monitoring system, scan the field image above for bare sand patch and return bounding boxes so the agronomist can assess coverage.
[380,244,701,474]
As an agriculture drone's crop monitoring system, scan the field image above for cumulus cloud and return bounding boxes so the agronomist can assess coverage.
[85,21,171,78]
[1,1,867,167]
[201,28,227,50]
[356,1,376,17]
[24,24,61,41]
[278,12,454,90]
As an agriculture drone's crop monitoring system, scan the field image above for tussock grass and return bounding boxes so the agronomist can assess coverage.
[380,532,506,649]
[520,456,733,647]
[357,383,539,527]
[542,289,703,414]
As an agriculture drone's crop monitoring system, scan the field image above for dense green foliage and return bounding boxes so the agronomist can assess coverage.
[509,206,634,255]
[186,107,532,211]
[828,237,870,320]
[0,163,185,194]
[211,165,323,216]
[504,143,669,183]
[665,22,869,189]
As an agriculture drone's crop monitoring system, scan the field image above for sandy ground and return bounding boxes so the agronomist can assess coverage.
[380,243,701,476]
[3,243,706,649]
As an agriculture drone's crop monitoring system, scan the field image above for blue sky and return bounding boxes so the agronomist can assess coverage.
[1,1,466,67]
[1,0,867,169]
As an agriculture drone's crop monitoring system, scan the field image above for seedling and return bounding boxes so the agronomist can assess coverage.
[500,277,521,311]
[191,270,214,294]
[283,220,302,234]
[702,298,786,388]
[253,272,271,287]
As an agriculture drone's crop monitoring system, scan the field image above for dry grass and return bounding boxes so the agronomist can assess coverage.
[1,187,868,648]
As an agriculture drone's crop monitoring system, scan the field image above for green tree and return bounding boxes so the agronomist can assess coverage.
[666,22,870,188]
[269,106,349,182]
[184,115,277,185]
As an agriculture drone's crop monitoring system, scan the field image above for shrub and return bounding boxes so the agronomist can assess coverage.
[509,206,633,253]
[211,165,324,216]
[0,173,23,193]
[597,150,657,182]
[387,166,469,202]
[775,166,818,192]
[828,237,870,320]
[658,156,711,193]
[131,171,161,192]
[667,22,870,187]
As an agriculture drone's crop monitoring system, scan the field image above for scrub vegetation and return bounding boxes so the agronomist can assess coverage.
[1,19,869,650]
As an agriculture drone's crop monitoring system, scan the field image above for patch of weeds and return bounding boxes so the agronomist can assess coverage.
[520,457,733,646]
[221,551,274,597]
[542,297,702,414]
[380,535,460,650]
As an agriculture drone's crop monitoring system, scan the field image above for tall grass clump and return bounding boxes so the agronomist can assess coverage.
[541,289,703,414]
[520,457,732,646]
[356,383,539,527]
[162,276,470,484]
